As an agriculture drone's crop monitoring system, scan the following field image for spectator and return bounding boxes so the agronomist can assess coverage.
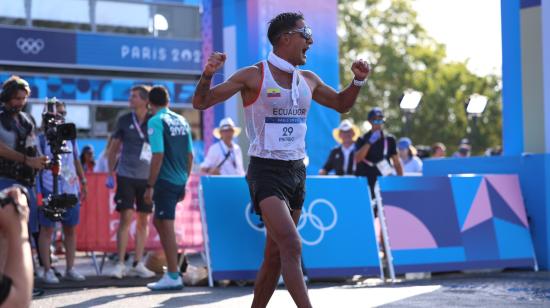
[93,136,113,173]
[200,117,245,175]
[319,119,360,175]
[453,143,471,158]
[36,99,87,284]
[397,137,423,175]
[0,186,33,308]
[0,75,47,241]
[431,142,446,158]
[80,145,95,173]
[485,145,502,156]
[107,85,155,279]
[144,85,193,291]
[355,107,404,198]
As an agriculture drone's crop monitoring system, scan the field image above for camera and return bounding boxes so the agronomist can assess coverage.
[41,194,79,221]
[42,98,76,156]
[40,98,78,221]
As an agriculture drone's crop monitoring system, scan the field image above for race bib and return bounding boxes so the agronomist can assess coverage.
[140,142,152,162]
[264,117,306,151]
[376,159,395,176]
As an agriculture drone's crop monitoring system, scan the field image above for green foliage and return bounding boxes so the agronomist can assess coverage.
[338,0,502,155]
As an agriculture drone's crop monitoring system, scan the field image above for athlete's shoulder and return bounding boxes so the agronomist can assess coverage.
[300,69,320,80]
[235,63,263,79]
[300,69,324,88]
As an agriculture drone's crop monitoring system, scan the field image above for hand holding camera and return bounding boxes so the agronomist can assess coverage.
[25,155,48,170]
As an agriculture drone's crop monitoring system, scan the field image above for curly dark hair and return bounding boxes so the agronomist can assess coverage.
[267,12,304,46]
[0,75,31,103]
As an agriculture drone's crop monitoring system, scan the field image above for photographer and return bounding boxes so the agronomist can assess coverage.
[0,76,48,235]
[36,99,86,283]
[0,186,33,308]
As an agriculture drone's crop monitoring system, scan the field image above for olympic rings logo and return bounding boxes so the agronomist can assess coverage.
[16,37,45,55]
[245,198,338,246]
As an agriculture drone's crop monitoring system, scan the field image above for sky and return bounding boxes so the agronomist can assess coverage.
[412,0,502,76]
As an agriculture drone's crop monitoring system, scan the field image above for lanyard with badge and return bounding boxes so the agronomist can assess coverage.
[375,137,395,176]
[218,142,237,169]
[132,112,152,163]
[363,135,395,176]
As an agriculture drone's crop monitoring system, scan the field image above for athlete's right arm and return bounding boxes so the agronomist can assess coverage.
[192,52,258,110]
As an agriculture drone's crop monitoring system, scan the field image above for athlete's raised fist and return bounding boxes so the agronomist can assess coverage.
[203,52,227,78]
[351,59,370,81]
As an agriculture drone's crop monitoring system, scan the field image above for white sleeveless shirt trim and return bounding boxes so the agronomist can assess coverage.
[243,61,312,161]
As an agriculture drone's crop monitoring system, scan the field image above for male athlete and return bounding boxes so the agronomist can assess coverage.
[193,12,369,308]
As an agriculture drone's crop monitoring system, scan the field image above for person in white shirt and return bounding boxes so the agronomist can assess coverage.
[398,137,423,175]
[200,117,245,175]
[319,119,359,175]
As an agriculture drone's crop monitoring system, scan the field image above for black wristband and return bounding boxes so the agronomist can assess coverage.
[146,183,154,189]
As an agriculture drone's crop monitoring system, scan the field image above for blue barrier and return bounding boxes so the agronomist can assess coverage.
[379,175,537,274]
[200,176,381,280]
[424,154,550,270]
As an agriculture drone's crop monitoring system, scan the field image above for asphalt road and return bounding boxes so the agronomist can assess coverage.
[31,271,550,308]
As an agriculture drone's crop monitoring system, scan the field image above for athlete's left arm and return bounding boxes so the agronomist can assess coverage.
[304,59,370,113]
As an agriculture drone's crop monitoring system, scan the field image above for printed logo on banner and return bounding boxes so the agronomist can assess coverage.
[0,26,76,64]
[77,33,202,72]
[16,37,45,55]
[120,45,201,64]
[245,198,338,246]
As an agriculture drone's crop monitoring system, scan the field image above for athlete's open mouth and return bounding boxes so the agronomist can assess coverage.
[302,48,308,57]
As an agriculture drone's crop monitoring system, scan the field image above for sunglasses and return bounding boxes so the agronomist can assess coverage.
[371,119,385,125]
[285,26,313,40]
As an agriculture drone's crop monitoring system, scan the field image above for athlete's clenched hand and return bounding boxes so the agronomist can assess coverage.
[203,52,227,78]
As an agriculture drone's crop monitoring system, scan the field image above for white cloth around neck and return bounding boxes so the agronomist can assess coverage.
[267,51,299,106]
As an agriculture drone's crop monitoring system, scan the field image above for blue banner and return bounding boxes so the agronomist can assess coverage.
[76,33,202,73]
[0,26,76,65]
[379,175,536,274]
[201,176,381,280]
[0,72,196,105]
[0,26,201,73]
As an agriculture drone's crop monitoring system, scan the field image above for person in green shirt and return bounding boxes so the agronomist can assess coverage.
[143,86,193,291]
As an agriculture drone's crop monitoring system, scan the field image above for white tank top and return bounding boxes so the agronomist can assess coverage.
[243,61,312,161]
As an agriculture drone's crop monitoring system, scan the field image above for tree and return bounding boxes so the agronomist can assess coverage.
[338,0,502,155]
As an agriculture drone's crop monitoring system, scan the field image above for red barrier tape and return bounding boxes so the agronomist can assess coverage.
[76,173,204,253]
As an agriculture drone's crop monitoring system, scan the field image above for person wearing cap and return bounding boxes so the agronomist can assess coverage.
[452,139,471,158]
[397,137,423,175]
[431,142,446,158]
[200,117,245,176]
[319,119,360,175]
[354,107,403,198]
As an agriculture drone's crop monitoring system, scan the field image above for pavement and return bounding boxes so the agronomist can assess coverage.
[30,254,550,308]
